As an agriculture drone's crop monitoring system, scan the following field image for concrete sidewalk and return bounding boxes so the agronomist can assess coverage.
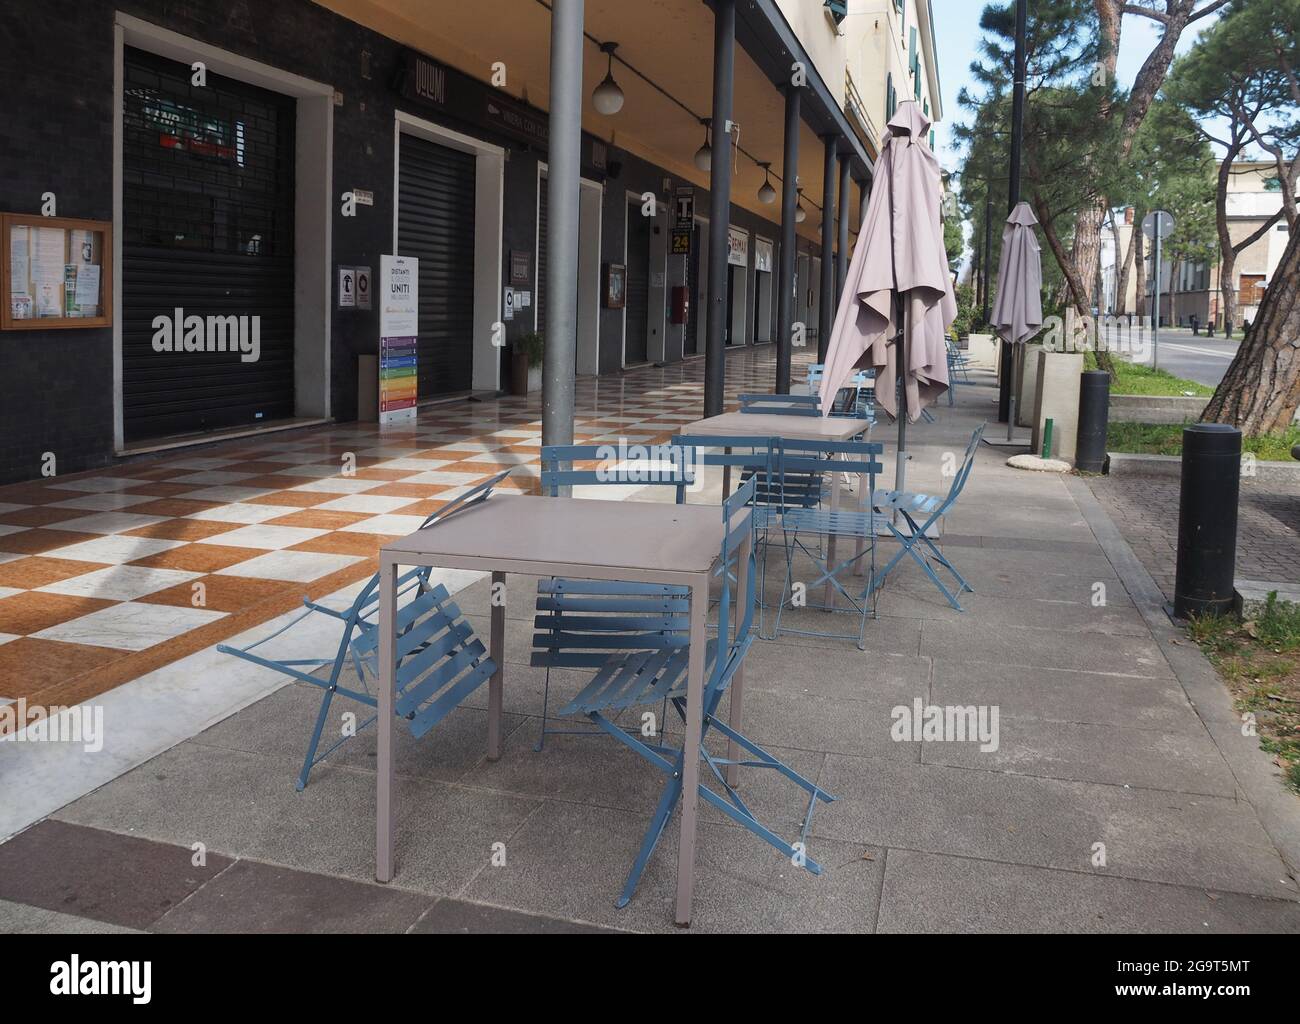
[2,362,1298,933]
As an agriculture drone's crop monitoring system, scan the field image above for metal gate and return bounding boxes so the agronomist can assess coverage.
[121,47,296,443]
[398,134,476,398]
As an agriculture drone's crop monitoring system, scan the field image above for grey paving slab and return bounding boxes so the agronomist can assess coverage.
[817,755,1297,900]
[0,898,142,934]
[53,743,543,897]
[919,620,1173,677]
[918,716,1236,797]
[194,681,531,785]
[876,588,1151,636]
[877,849,1300,934]
[471,718,827,835]
[461,799,882,933]
[0,819,234,929]
[929,658,1204,734]
[411,896,619,933]
[921,545,1120,580]
[726,688,919,761]
[153,859,433,934]
[740,643,930,704]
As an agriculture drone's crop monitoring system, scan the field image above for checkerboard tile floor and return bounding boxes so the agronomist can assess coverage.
[0,347,794,719]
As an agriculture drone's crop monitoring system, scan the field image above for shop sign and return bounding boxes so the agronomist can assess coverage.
[672,186,694,256]
[754,238,774,274]
[727,227,748,267]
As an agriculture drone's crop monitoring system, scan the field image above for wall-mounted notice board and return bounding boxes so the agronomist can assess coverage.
[1,214,113,330]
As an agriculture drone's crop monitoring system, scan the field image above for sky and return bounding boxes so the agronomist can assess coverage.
[929,0,1212,169]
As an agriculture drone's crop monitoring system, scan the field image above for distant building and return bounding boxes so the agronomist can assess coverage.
[1101,161,1294,330]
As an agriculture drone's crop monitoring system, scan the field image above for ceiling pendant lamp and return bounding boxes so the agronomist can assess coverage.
[592,42,624,116]
[795,188,807,223]
[694,118,712,173]
[757,162,777,204]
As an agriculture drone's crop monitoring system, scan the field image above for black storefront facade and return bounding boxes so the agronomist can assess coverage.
[0,0,822,485]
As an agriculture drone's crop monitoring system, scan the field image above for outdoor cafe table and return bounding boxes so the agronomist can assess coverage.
[680,410,874,601]
[375,494,729,926]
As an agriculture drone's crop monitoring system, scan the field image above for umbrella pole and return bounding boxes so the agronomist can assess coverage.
[895,298,908,497]
[1006,341,1018,441]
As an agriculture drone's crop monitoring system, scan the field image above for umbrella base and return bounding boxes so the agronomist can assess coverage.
[981,435,1034,450]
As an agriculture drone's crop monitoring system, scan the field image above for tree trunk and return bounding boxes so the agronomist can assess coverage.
[1202,226,1300,434]
[1220,249,1238,339]
[1169,258,1180,326]
[1114,214,1134,316]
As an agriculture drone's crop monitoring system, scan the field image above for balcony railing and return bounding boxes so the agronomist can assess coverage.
[844,66,880,159]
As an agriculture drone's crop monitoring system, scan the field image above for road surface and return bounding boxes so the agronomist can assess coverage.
[1133,327,1240,388]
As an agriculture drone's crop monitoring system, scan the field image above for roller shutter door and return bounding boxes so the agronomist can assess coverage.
[624,200,650,365]
[121,48,296,443]
[398,134,476,398]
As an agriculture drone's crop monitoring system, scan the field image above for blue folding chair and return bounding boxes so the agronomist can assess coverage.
[218,470,511,790]
[532,443,695,750]
[773,438,887,649]
[555,473,835,908]
[808,364,877,424]
[872,423,985,610]
[671,433,809,637]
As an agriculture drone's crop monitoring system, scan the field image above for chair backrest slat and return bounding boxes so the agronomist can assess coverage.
[540,443,695,497]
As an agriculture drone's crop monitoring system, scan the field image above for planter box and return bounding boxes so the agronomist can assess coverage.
[1108,394,1208,424]
[1107,451,1300,483]
[1017,343,1043,427]
[1030,349,1084,461]
[965,332,998,370]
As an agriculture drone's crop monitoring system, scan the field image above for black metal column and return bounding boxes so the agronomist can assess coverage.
[998,0,1027,424]
[837,154,851,302]
[818,136,836,362]
[704,0,735,418]
[776,85,800,394]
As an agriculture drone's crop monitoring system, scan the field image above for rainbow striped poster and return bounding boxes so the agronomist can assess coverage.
[379,255,418,427]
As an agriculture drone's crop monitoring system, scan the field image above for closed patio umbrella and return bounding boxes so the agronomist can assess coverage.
[817,100,954,494]
[989,201,1043,442]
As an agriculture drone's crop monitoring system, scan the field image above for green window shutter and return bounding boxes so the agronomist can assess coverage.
[910,28,917,74]
[930,129,935,149]
[923,99,929,116]
[886,73,893,121]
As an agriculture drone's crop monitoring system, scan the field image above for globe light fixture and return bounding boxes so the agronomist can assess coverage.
[592,42,624,116]
[693,118,712,173]
[795,188,807,223]
[757,162,776,204]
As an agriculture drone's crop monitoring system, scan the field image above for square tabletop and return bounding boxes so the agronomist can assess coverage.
[678,411,869,442]
[382,494,725,581]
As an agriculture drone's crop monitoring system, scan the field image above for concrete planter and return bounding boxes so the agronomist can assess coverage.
[965,332,998,370]
[1017,343,1043,427]
[1107,451,1300,483]
[1109,394,1208,424]
[1030,349,1084,461]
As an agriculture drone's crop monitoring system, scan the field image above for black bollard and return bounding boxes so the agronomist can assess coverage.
[1174,424,1241,619]
[1074,370,1110,473]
